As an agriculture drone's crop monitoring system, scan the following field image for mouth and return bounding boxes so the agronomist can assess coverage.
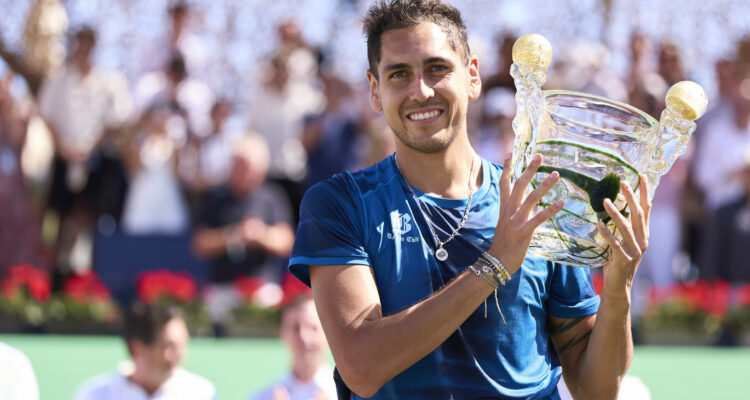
[405,109,444,123]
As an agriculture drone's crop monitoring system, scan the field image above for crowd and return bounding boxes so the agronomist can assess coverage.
[1,0,750,332]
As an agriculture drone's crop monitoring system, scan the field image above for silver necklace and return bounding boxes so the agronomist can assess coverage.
[394,154,476,261]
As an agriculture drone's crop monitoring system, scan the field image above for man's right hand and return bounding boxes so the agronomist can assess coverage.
[488,153,564,275]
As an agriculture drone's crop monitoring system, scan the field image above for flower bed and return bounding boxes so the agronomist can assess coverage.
[639,280,730,345]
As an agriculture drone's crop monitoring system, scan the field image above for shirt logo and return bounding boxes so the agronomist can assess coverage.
[387,211,420,243]
[390,210,412,235]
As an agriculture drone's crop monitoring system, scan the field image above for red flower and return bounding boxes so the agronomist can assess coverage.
[1,264,51,302]
[63,271,111,303]
[280,273,312,306]
[735,284,750,307]
[650,280,731,317]
[233,277,266,301]
[136,270,197,304]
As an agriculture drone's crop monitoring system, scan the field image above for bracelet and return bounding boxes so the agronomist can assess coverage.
[468,265,498,289]
[481,252,511,282]
[478,262,505,287]
[475,258,506,286]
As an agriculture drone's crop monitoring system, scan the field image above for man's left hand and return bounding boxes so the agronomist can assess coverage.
[597,174,651,297]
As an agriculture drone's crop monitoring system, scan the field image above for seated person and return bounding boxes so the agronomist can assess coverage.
[73,302,216,399]
[192,133,294,329]
[248,294,336,400]
[0,341,39,400]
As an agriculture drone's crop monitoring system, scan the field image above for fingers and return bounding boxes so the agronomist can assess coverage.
[499,152,512,207]
[509,154,543,209]
[517,171,559,219]
[639,174,652,227]
[602,198,640,258]
[621,181,648,250]
[525,199,564,231]
[597,220,628,260]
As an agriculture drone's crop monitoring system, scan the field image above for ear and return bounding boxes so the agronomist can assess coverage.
[129,340,144,359]
[467,55,482,100]
[366,70,383,112]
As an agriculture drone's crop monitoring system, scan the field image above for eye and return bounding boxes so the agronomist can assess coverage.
[429,64,449,73]
[389,70,407,80]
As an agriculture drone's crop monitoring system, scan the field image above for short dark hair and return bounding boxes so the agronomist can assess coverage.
[363,0,470,79]
[74,25,97,44]
[123,302,183,349]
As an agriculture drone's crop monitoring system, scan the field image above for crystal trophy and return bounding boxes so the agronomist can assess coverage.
[510,34,708,267]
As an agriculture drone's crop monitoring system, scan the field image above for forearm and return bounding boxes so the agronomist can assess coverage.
[573,292,633,399]
[254,223,294,257]
[192,227,234,258]
[312,266,495,397]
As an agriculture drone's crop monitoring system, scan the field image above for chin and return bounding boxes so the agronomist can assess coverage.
[399,129,456,153]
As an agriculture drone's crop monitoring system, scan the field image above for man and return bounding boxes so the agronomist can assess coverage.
[38,26,133,273]
[0,341,39,400]
[249,295,337,400]
[73,302,215,399]
[288,1,651,399]
[192,134,295,331]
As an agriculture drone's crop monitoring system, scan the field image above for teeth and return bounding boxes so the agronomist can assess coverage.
[409,110,441,121]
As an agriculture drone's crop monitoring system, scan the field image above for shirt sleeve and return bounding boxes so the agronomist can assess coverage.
[288,174,370,286]
[547,263,600,318]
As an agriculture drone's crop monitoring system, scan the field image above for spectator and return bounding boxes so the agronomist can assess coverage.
[73,302,215,399]
[0,341,39,400]
[475,87,515,164]
[120,102,190,235]
[301,74,360,190]
[481,33,516,93]
[37,25,133,275]
[248,295,336,400]
[694,78,750,212]
[0,72,43,273]
[192,134,294,330]
[701,152,750,283]
[140,1,209,80]
[248,50,323,224]
[196,99,239,191]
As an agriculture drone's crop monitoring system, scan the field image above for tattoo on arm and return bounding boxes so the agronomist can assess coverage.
[549,316,588,335]
[550,316,593,355]
[556,329,592,355]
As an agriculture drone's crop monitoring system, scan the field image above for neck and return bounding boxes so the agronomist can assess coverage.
[129,368,169,396]
[72,57,91,75]
[394,138,480,199]
[291,360,319,383]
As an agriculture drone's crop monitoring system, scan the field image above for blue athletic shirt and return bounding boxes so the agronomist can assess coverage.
[289,154,600,400]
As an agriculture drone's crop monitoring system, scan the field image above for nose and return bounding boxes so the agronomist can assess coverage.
[408,73,434,103]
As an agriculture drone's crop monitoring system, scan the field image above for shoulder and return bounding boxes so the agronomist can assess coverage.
[301,155,398,213]
[72,373,123,400]
[171,368,216,397]
[246,374,289,400]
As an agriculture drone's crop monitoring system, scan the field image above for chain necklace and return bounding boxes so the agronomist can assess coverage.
[394,154,476,262]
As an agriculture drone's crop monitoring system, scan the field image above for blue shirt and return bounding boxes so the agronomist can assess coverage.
[290,155,600,400]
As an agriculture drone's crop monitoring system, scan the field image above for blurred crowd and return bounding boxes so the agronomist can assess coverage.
[1,1,750,321]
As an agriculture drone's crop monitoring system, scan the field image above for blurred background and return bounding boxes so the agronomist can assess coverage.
[1,0,750,398]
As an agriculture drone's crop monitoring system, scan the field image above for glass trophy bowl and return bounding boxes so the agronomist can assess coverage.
[509,34,708,267]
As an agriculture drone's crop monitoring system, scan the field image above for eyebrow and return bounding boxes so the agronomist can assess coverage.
[381,57,453,74]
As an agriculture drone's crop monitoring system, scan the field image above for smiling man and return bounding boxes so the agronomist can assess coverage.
[288,1,651,399]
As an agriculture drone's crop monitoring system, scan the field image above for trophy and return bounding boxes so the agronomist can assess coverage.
[510,34,708,267]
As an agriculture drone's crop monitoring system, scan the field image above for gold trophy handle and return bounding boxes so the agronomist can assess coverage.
[665,81,708,121]
[511,33,553,68]
[646,81,708,197]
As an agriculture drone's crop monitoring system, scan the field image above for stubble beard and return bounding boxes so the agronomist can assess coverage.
[390,113,464,154]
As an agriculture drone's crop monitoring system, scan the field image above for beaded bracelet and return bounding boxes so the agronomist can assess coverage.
[475,258,506,286]
[468,265,498,289]
[480,252,512,282]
